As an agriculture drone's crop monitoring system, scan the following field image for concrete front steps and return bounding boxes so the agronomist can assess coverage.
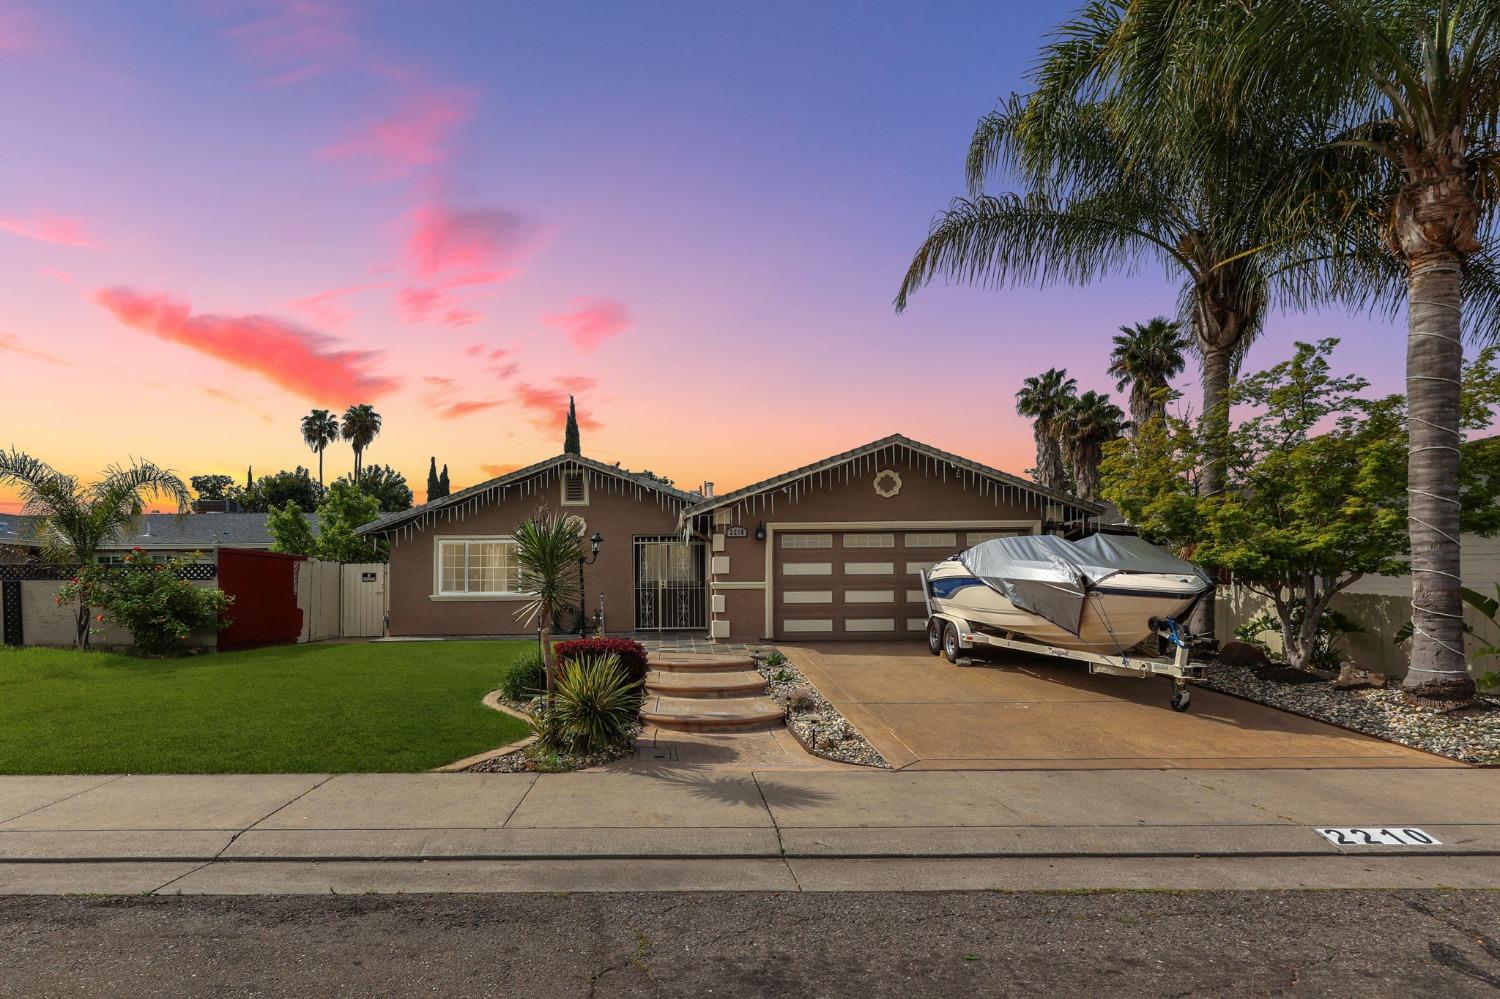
[641,654,785,732]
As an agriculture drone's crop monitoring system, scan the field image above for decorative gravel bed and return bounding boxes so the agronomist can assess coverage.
[755,653,891,768]
[1202,660,1500,765]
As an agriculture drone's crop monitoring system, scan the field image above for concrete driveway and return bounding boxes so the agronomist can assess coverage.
[780,642,1458,770]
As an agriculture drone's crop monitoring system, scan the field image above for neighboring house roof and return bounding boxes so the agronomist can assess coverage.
[357,453,699,537]
[681,433,1103,520]
[0,512,317,550]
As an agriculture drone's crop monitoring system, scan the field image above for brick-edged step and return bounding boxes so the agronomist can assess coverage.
[645,669,767,699]
[639,695,785,733]
[648,653,758,674]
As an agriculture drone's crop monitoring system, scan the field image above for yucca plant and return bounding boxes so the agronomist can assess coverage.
[547,653,641,754]
[513,509,582,699]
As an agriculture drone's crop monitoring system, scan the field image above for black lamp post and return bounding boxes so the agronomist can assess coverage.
[576,531,603,634]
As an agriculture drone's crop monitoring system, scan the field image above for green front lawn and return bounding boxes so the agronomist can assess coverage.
[0,641,531,774]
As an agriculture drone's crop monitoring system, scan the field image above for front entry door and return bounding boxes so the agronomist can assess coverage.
[635,536,707,630]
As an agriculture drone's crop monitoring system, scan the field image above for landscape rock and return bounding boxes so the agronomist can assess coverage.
[1332,664,1388,690]
[1218,640,1272,670]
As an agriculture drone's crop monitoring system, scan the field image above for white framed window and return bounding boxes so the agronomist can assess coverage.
[435,538,525,596]
[561,470,589,506]
[843,533,895,548]
[782,533,833,549]
[905,532,957,548]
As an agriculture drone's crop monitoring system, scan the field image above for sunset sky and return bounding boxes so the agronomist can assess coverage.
[0,0,1409,512]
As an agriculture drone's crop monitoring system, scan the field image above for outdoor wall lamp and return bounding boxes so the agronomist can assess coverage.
[754,522,766,542]
[576,532,604,634]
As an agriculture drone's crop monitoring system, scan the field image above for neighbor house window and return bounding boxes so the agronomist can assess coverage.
[436,538,524,596]
[561,470,588,506]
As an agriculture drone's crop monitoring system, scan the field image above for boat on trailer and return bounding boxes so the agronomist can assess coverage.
[920,534,1215,711]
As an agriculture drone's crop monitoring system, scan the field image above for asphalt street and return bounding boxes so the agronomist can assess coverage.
[2,889,1498,997]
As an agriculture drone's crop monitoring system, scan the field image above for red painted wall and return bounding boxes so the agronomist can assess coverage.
[217,548,305,650]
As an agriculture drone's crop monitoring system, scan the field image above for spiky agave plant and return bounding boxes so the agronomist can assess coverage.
[548,653,641,753]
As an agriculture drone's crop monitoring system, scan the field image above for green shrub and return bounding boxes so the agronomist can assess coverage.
[545,653,641,753]
[58,550,232,656]
[500,645,547,701]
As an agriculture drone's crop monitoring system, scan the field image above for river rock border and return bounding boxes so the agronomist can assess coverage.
[756,652,891,769]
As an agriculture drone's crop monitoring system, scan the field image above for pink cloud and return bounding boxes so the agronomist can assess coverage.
[408,204,537,279]
[443,308,480,327]
[222,0,353,86]
[480,462,523,478]
[0,333,67,365]
[321,88,474,178]
[556,375,598,393]
[437,399,503,419]
[95,287,397,403]
[514,382,602,432]
[0,215,96,249]
[290,281,383,328]
[542,298,631,353]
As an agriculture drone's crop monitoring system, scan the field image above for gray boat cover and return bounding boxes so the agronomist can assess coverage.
[958,534,1210,636]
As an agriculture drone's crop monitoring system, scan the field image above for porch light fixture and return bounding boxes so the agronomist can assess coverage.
[575,532,604,635]
[754,522,766,542]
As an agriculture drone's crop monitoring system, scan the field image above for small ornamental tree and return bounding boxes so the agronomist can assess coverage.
[1101,340,1500,678]
[313,481,383,563]
[267,500,317,556]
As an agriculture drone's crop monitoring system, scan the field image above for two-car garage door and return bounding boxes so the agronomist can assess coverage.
[772,527,1033,641]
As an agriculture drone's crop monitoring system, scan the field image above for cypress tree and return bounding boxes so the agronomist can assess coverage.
[564,396,581,455]
[439,464,450,497]
[426,457,440,503]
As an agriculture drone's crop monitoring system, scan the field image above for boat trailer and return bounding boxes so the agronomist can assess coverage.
[919,570,1206,712]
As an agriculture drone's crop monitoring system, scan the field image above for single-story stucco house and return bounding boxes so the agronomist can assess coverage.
[357,434,1100,643]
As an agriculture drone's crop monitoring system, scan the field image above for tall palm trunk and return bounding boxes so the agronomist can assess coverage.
[1034,425,1064,490]
[1193,340,1235,641]
[317,447,325,488]
[1402,249,1471,700]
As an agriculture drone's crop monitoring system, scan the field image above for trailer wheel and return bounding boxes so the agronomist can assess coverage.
[943,622,962,664]
[926,618,944,656]
[1169,688,1191,712]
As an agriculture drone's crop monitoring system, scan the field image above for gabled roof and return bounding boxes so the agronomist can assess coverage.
[357,453,698,537]
[0,512,314,549]
[684,433,1102,518]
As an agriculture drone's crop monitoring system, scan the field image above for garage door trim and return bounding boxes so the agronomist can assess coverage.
[763,519,1040,639]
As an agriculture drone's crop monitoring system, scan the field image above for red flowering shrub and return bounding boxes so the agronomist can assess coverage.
[554,637,649,685]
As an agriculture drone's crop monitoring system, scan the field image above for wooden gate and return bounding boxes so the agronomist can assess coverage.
[340,562,387,637]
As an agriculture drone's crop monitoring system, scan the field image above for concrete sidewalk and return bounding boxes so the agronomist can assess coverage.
[3,768,1498,893]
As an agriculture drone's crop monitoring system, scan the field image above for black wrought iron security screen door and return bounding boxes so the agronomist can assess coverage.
[634,536,707,630]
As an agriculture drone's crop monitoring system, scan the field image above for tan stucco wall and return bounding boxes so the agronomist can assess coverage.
[385,474,684,637]
[1216,583,1496,680]
[708,464,1042,641]
[20,579,219,649]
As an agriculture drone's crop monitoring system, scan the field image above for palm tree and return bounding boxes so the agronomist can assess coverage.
[0,450,190,649]
[1109,317,1188,428]
[1060,391,1126,502]
[1015,368,1077,491]
[895,6,1345,638]
[513,510,583,700]
[339,404,382,479]
[300,409,339,488]
[1109,0,1500,700]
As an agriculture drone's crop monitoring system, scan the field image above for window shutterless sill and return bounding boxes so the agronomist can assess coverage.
[429,593,536,602]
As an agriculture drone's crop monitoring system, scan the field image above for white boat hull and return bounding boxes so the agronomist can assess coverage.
[926,559,1203,654]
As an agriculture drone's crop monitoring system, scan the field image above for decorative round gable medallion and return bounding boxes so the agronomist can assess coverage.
[873,468,902,498]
